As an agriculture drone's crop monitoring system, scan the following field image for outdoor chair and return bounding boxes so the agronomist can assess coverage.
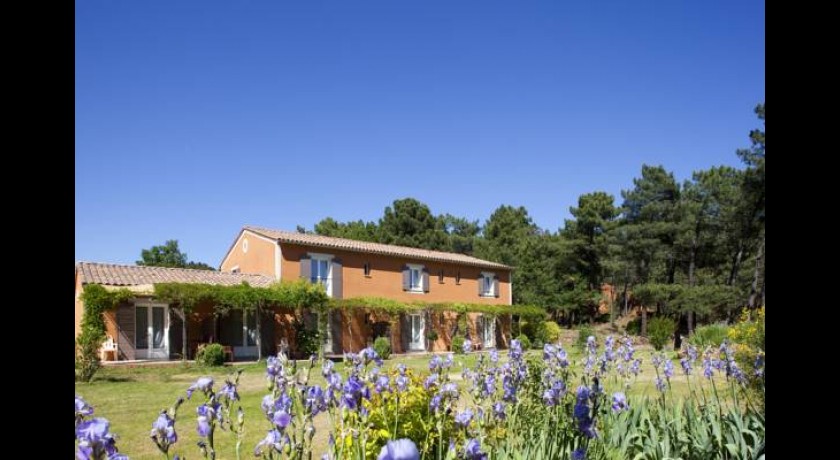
[100,335,118,361]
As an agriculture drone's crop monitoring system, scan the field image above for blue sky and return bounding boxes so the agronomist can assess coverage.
[76,0,765,267]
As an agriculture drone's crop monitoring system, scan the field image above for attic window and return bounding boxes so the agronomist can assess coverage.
[364,262,371,277]
[230,266,241,274]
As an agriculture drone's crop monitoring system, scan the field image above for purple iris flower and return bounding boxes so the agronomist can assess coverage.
[441,382,459,398]
[219,381,239,401]
[493,401,506,420]
[655,377,666,393]
[196,404,215,437]
[576,385,591,401]
[429,355,442,370]
[375,375,391,394]
[509,339,523,359]
[395,375,409,392]
[680,358,692,375]
[377,438,420,460]
[266,356,281,378]
[490,349,499,363]
[186,377,214,400]
[273,411,292,430]
[664,360,674,379]
[464,439,487,460]
[151,411,178,444]
[586,336,596,355]
[455,408,473,427]
[322,360,334,377]
[424,374,438,389]
[572,447,586,460]
[605,335,615,350]
[611,392,628,412]
[483,374,496,396]
[254,429,283,456]
[75,395,94,418]
[543,389,558,406]
[397,363,407,376]
[306,386,327,415]
[462,339,473,354]
[429,394,442,411]
[631,359,642,375]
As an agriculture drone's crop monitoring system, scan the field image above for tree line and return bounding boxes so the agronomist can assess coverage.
[297,103,766,338]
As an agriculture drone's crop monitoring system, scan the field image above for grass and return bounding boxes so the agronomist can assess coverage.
[75,346,724,459]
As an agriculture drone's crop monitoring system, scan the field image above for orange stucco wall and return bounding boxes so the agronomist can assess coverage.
[220,230,278,279]
[278,243,512,305]
[75,274,84,339]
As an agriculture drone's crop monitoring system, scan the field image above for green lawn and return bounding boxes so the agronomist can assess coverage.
[75,348,723,459]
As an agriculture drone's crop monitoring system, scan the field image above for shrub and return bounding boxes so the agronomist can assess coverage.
[373,336,392,360]
[451,335,466,354]
[195,343,225,367]
[520,321,538,341]
[515,334,531,351]
[541,321,562,344]
[647,317,676,350]
[75,330,103,382]
[576,324,595,350]
[689,323,730,347]
[292,317,321,357]
[624,317,642,336]
[532,338,544,350]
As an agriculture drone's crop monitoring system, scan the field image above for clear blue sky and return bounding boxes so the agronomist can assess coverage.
[75,0,765,267]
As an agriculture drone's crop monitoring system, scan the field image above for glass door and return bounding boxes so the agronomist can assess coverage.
[481,316,495,348]
[135,304,168,359]
[409,314,425,351]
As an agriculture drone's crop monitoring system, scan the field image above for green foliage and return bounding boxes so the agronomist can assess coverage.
[136,239,214,270]
[373,337,391,360]
[576,324,595,350]
[541,321,562,344]
[647,316,676,350]
[378,198,449,250]
[531,338,544,350]
[314,217,379,242]
[195,343,226,366]
[689,323,730,347]
[365,373,452,458]
[451,335,466,354]
[292,316,320,358]
[332,297,545,317]
[624,317,641,336]
[76,285,134,382]
[564,191,618,289]
[515,334,531,351]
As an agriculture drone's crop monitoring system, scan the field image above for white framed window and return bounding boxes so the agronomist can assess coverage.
[310,254,332,285]
[404,263,426,293]
[230,265,240,274]
[481,272,495,297]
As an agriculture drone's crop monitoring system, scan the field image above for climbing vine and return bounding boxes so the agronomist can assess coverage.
[76,284,133,382]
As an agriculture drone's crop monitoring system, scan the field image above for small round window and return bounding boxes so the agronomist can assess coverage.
[242,238,249,253]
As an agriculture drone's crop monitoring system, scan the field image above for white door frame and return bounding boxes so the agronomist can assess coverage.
[233,309,258,359]
[481,315,496,348]
[134,301,169,360]
[408,313,425,351]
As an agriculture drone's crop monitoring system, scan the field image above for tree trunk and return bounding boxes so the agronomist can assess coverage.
[621,281,629,316]
[255,306,263,362]
[687,237,697,335]
[728,244,744,286]
[640,307,647,337]
[748,236,765,308]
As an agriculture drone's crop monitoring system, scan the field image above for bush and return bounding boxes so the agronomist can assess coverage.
[576,324,595,350]
[532,338,544,350]
[373,336,391,360]
[624,317,642,336]
[520,321,538,341]
[75,330,103,382]
[451,335,466,354]
[515,334,531,351]
[195,343,225,367]
[689,323,730,347]
[293,317,321,357]
[541,321,562,344]
[647,317,676,351]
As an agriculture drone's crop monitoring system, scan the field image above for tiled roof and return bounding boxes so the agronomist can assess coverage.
[243,226,513,270]
[76,262,275,287]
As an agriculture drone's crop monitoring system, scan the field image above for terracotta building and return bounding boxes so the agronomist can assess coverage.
[75,226,513,361]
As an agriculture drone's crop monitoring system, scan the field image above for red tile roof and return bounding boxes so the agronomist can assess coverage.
[76,262,275,287]
[243,226,512,270]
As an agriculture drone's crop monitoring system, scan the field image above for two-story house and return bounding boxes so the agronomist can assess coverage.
[74,225,513,361]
